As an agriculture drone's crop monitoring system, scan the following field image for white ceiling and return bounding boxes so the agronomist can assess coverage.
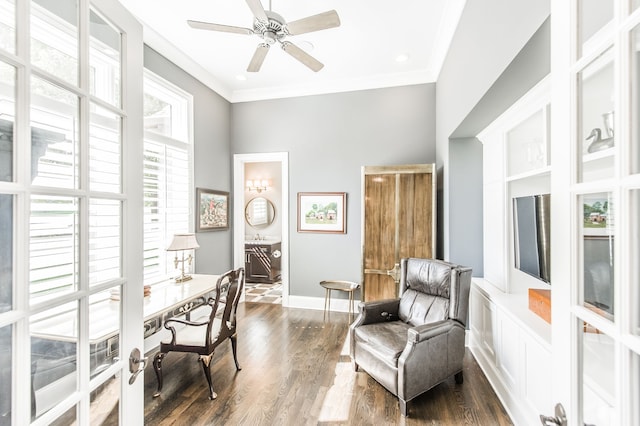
[117,0,466,103]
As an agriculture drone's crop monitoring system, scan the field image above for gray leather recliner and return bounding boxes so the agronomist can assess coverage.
[350,258,472,416]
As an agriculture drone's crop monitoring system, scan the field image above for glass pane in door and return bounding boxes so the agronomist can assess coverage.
[30,76,79,189]
[90,103,121,193]
[581,320,615,425]
[0,194,12,313]
[632,350,640,425]
[578,50,615,183]
[631,24,640,176]
[0,61,15,183]
[89,289,119,377]
[30,0,78,85]
[88,289,120,425]
[29,195,79,304]
[579,0,613,57]
[49,405,76,426]
[89,10,121,107]
[0,0,15,54]
[633,189,640,336]
[580,193,615,320]
[30,301,78,420]
[89,199,121,286]
[0,325,11,422]
[89,375,120,425]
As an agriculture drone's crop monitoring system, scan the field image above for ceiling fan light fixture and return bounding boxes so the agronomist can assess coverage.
[187,1,340,72]
[263,30,277,44]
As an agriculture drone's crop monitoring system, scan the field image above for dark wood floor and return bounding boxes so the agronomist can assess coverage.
[141,302,513,425]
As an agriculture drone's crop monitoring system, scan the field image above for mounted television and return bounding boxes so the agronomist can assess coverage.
[512,194,551,284]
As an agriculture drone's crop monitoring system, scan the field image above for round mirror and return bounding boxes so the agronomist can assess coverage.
[245,197,276,228]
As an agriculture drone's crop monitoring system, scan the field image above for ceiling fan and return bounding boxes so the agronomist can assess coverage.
[187,0,340,72]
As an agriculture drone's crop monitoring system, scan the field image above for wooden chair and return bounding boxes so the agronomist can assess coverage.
[152,268,245,400]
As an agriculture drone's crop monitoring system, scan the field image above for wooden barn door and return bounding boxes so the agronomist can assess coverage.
[361,164,436,302]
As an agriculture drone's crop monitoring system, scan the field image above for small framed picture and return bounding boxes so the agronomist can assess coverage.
[582,193,613,237]
[297,192,347,234]
[196,188,229,232]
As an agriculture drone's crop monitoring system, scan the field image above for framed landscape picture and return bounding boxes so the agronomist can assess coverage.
[196,188,229,232]
[297,192,346,234]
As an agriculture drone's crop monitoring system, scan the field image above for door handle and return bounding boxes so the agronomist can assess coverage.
[540,403,567,426]
[364,263,401,283]
[128,347,147,385]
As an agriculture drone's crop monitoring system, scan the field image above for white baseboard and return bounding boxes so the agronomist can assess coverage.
[285,295,356,313]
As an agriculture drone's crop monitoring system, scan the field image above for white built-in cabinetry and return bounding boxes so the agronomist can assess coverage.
[470,280,552,425]
[471,76,553,425]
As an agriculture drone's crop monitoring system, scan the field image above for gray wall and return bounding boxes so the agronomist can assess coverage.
[448,137,484,276]
[446,17,551,277]
[436,1,550,273]
[232,84,436,297]
[143,0,552,292]
[144,46,233,274]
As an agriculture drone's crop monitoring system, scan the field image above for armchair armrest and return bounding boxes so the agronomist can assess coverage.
[407,319,462,344]
[352,298,400,327]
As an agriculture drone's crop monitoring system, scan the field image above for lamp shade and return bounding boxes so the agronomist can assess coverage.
[166,233,200,251]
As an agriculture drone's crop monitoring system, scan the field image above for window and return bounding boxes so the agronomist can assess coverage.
[143,70,193,285]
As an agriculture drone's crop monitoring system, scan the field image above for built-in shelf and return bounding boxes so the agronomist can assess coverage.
[474,76,553,424]
[472,278,551,348]
[505,166,552,183]
[583,147,614,163]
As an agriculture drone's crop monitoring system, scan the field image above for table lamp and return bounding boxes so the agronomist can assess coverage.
[166,233,200,282]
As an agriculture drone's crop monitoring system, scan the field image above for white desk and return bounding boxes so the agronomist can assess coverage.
[30,274,220,343]
[28,274,219,417]
[29,273,220,404]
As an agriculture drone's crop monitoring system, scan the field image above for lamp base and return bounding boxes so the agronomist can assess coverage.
[174,274,193,283]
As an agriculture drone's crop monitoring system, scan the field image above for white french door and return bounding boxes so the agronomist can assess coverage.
[551,1,640,425]
[0,0,143,424]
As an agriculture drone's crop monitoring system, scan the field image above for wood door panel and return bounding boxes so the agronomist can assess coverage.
[362,164,436,302]
[398,172,433,259]
[363,273,396,301]
[363,174,395,270]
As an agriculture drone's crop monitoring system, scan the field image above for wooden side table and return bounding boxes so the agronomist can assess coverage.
[319,280,360,320]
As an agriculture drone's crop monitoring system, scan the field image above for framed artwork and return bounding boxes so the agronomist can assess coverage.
[297,192,347,234]
[196,188,229,232]
[582,193,613,237]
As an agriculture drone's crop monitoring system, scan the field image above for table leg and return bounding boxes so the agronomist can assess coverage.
[324,289,330,320]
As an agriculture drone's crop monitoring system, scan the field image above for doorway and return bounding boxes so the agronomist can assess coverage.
[233,153,289,306]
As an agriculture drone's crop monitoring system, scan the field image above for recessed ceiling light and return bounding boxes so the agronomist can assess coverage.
[236,74,247,81]
[395,53,410,63]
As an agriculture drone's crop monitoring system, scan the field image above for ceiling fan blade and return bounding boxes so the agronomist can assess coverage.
[247,44,270,72]
[286,10,340,35]
[281,41,324,72]
[245,0,268,23]
[187,20,253,35]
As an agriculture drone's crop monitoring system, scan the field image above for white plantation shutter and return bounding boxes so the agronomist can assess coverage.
[143,140,190,283]
[142,71,192,285]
